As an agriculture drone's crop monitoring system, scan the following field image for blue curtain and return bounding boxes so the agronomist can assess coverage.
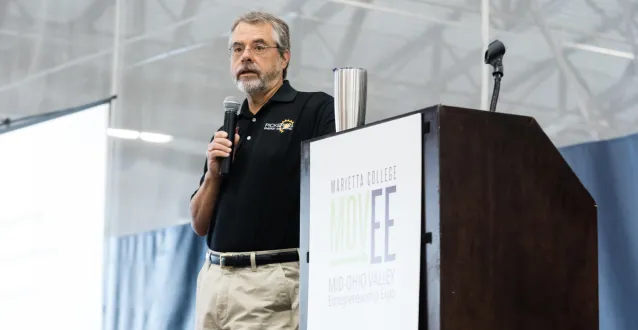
[103,225,207,330]
[103,133,638,330]
[561,134,638,330]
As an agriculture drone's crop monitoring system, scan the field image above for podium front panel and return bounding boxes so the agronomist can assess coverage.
[300,113,425,330]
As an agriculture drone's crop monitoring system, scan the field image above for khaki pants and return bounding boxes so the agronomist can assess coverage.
[194,249,300,330]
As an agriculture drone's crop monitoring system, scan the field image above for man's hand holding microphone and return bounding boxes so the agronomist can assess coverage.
[205,129,240,180]
[209,96,241,178]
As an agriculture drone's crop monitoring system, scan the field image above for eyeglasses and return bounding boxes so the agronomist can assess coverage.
[229,43,278,58]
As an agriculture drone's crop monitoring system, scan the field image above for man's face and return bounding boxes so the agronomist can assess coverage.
[229,22,289,94]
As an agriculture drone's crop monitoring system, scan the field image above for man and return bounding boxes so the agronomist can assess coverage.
[189,11,335,330]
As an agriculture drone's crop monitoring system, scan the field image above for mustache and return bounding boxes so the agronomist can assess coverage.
[236,65,261,77]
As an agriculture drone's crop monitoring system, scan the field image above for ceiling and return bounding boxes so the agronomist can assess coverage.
[1,0,637,235]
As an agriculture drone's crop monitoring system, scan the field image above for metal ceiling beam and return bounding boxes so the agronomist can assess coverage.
[132,0,147,36]
[504,0,638,136]
[495,0,560,31]
[281,0,320,74]
[282,0,311,13]
[588,0,638,111]
[368,1,468,76]
[501,10,629,94]
[171,0,203,47]
[609,87,638,113]
[389,0,566,96]
[0,1,113,43]
[530,3,597,124]
[478,0,621,113]
[617,0,638,73]
[557,0,638,122]
[283,0,342,80]
[558,71,567,111]
[332,0,370,67]
[495,60,556,115]
[351,1,480,93]
[155,0,180,22]
[391,0,637,129]
[478,0,571,94]
[122,0,338,76]
[73,0,112,30]
[421,48,482,93]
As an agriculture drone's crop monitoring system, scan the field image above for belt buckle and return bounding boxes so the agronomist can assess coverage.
[219,255,230,268]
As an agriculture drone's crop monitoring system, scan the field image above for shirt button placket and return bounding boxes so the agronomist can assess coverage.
[247,117,256,140]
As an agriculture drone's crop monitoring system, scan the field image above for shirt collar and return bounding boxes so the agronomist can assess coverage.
[269,80,297,102]
[238,80,297,118]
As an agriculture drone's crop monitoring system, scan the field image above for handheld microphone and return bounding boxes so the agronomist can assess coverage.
[484,40,506,113]
[219,96,241,176]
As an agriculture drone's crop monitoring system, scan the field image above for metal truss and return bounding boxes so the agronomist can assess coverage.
[238,0,638,144]
[365,0,638,144]
[1,0,637,146]
[489,0,638,143]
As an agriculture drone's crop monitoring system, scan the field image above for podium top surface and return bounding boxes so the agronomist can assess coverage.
[303,104,536,144]
[302,103,594,205]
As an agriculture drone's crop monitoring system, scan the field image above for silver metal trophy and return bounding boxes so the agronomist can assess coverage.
[333,67,367,132]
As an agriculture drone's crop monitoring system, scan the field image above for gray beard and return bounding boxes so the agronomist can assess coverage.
[233,69,280,95]
[236,77,266,94]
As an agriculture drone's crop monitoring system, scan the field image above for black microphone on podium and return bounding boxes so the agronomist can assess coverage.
[484,40,506,113]
[219,96,241,176]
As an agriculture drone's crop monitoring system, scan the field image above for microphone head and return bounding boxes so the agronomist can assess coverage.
[485,39,506,65]
[223,96,241,113]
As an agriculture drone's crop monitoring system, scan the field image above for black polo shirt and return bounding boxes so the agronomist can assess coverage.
[191,80,335,252]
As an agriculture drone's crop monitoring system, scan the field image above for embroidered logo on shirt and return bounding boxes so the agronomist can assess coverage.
[264,119,294,133]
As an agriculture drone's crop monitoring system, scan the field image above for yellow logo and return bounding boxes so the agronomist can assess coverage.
[279,119,294,133]
[264,119,295,133]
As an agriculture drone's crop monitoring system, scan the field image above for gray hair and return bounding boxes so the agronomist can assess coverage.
[229,11,291,79]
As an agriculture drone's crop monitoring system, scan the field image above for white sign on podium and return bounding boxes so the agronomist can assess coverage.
[306,113,424,329]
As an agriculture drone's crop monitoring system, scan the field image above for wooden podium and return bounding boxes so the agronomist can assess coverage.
[299,105,598,330]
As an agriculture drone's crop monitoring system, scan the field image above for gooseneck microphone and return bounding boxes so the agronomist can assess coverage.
[219,96,241,176]
[484,40,506,113]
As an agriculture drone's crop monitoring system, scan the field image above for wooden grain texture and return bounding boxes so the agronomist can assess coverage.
[436,105,599,330]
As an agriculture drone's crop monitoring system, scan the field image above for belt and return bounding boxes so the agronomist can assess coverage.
[208,250,299,268]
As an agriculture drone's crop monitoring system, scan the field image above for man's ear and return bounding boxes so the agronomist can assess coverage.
[282,50,291,70]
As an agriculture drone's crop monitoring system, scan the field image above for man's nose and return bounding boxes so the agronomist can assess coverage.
[240,50,254,63]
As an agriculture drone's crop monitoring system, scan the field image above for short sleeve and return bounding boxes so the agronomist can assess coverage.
[312,95,336,138]
[190,126,223,200]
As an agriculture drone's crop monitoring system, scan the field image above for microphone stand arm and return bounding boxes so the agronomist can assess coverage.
[489,57,504,113]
